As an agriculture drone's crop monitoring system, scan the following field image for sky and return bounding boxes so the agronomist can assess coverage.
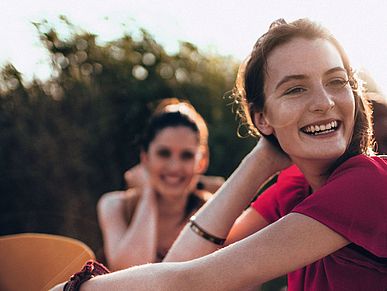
[1,0,386,94]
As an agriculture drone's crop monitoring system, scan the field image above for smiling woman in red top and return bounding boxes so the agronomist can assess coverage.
[53,18,387,291]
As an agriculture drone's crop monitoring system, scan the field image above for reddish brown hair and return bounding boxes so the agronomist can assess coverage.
[233,18,374,160]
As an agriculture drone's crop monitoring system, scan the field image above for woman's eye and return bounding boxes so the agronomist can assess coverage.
[327,78,349,89]
[181,151,195,161]
[157,149,171,158]
[284,87,306,95]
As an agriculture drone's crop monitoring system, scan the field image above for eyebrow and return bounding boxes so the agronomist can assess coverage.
[274,66,347,90]
[275,74,306,90]
[324,66,347,75]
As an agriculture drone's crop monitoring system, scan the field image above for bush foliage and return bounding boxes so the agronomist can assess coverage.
[0,20,255,256]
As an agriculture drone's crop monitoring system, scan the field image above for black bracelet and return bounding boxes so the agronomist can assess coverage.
[189,216,226,246]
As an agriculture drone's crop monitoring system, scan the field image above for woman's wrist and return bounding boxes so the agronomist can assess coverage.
[64,260,110,291]
[189,216,226,245]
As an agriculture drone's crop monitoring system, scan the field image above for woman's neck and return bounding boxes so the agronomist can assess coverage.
[293,157,334,192]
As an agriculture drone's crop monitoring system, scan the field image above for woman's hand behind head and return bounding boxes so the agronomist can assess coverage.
[253,136,292,173]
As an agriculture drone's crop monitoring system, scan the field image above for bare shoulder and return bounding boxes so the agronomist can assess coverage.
[97,189,140,214]
[195,189,213,202]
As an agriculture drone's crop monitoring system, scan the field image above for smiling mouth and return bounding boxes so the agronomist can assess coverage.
[162,175,184,185]
[301,120,339,136]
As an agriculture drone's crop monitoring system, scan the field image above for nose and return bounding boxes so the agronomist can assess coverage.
[308,85,335,113]
[166,156,183,172]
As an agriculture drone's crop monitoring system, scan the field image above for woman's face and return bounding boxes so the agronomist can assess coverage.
[259,38,355,165]
[142,126,203,200]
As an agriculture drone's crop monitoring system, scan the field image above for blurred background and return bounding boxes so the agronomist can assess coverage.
[0,1,386,290]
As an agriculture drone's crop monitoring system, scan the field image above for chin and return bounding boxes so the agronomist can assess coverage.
[158,187,189,199]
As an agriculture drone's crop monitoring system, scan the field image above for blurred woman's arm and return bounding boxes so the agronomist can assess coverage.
[97,186,158,270]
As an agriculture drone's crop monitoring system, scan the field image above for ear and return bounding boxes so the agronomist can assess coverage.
[196,147,209,174]
[253,112,274,136]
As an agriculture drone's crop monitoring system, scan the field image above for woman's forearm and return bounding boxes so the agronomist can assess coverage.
[112,189,158,269]
[52,212,349,291]
[77,262,191,291]
[99,189,158,270]
[165,141,284,262]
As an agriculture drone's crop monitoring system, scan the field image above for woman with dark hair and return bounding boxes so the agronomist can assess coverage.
[97,98,212,270]
[53,18,387,290]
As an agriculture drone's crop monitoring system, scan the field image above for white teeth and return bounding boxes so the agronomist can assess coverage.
[303,121,338,134]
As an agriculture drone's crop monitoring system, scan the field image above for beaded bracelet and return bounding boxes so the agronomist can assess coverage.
[63,260,110,291]
[189,216,226,246]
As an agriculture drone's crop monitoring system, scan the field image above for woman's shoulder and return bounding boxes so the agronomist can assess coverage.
[343,153,386,166]
[97,189,141,214]
[194,189,213,202]
[330,154,387,181]
[294,154,387,257]
[318,154,387,205]
[99,188,140,202]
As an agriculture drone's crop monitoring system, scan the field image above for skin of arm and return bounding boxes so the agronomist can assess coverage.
[225,208,271,291]
[97,185,158,270]
[225,207,269,245]
[51,212,348,291]
[50,139,350,291]
[164,138,290,262]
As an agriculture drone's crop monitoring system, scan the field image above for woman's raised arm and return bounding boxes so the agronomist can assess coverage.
[164,138,290,262]
[97,185,158,270]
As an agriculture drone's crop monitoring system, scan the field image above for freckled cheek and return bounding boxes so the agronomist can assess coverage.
[339,87,355,106]
[264,99,305,129]
[337,92,356,122]
[347,97,356,116]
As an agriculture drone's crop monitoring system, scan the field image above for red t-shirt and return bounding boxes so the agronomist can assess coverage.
[251,155,387,290]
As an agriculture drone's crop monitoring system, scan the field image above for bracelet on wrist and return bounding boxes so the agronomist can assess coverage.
[63,260,110,291]
[189,216,226,246]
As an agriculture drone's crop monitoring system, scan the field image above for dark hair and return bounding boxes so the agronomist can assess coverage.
[141,98,209,153]
[142,111,199,151]
[233,18,374,162]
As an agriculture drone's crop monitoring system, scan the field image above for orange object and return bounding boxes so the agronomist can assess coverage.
[0,233,95,291]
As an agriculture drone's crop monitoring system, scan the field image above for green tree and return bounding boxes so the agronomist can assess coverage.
[0,19,255,259]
